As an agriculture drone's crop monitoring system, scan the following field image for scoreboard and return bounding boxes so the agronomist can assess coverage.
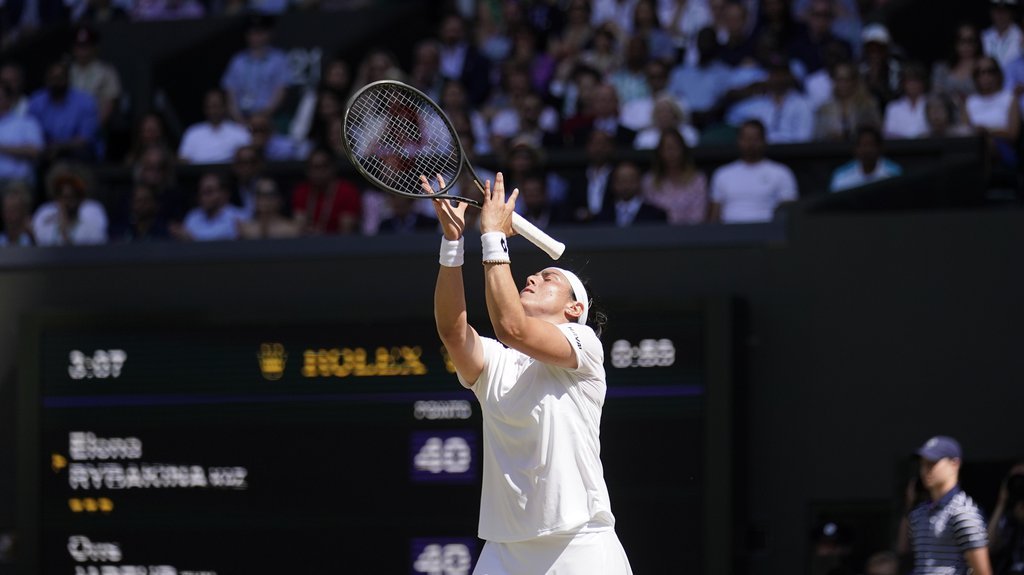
[18,308,720,574]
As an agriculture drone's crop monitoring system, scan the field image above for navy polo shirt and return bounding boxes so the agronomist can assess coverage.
[909,485,988,575]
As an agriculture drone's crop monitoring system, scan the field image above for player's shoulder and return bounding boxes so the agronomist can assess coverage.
[557,322,600,352]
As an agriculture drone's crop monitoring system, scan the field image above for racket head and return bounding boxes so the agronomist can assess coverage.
[342,80,478,205]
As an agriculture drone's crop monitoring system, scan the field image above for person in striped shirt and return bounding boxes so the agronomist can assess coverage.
[907,435,992,575]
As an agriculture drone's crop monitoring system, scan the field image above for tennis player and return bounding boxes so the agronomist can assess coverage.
[427,171,633,575]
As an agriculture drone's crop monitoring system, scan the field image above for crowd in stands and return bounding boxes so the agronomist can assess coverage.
[0,0,1017,247]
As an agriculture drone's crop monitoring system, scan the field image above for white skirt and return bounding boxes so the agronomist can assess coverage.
[473,529,633,575]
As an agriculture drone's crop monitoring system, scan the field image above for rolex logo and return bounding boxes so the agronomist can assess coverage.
[257,343,287,380]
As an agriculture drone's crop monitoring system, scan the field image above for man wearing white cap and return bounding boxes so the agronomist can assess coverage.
[428,171,632,575]
[905,435,992,575]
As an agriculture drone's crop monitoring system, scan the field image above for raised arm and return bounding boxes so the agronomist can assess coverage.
[425,175,484,385]
[479,173,579,369]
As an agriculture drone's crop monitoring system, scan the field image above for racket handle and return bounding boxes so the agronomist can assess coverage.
[511,212,565,260]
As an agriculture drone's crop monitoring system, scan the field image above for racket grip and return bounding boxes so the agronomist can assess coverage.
[511,212,565,260]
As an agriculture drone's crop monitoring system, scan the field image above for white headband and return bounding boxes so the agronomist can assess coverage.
[550,267,589,325]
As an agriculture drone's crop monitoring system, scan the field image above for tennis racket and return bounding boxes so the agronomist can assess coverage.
[341,80,566,260]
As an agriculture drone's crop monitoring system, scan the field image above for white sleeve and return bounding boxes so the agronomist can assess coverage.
[777,165,799,202]
[461,336,504,393]
[558,323,603,380]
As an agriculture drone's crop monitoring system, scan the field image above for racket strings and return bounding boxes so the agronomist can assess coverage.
[345,85,462,195]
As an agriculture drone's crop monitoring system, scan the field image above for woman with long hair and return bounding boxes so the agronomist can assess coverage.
[642,128,708,225]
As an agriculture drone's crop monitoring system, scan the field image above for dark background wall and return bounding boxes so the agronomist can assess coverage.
[1,207,1022,574]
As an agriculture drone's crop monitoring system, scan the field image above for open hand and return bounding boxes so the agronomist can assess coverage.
[423,174,468,240]
[479,172,518,236]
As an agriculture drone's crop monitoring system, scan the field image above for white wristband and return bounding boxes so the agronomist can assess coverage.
[439,236,464,267]
[481,231,510,264]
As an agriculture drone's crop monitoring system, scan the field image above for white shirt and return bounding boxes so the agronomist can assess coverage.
[183,204,245,241]
[465,323,615,542]
[966,89,1015,131]
[32,199,108,246]
[178,121,252,164]
[710,159,798,223]
[727,91,815,144]
[586,165,613,215]
[883,97,929,139]
[983,24,1024,70]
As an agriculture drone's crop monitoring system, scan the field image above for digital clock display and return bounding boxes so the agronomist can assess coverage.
[21,312,708,574]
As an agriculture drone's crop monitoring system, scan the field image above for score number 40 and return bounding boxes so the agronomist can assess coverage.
[68,350,127,380]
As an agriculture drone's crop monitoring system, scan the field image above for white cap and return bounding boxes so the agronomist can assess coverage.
[862,23,891,45]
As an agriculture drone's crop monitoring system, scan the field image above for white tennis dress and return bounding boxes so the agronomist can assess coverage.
[462,322,633,575]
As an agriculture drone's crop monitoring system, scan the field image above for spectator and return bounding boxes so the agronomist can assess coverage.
[565,83,637,148]
[787,0,852,76]
[727,56,815,143]
[565,129,616,223]
[179,172,244,241]
[0,63,29,117]
[642,128,708,224]
[718,1,756,66]
[32,163,107,246]
[132,145,185,223]
[178,88,251,164]
[609,35,653,107]
[0,82,44,187]
[860,23,901,108]
[507,26,557,96]
[933,24,984,103]
[579,24,621,77]
[221,15,291,123]
[882,63,930,139]
[436,13,490,107]
[237,178,301,239]
[828,125,902,192]
[291,148,360,235]
[123,112,172,166]
[709,119,797,223]
[633,0,676,62]
[595,160,669,227]
[304,87,344,152]
[69,25,121,130]
[989,462,1024,575]
[965,56,1021,174]
[925,95,973,138]
[516,170,570,230]
[752,0,803,57]
[983,0,1023,71]
[502,137,566,211]
[659,0,713,51]
[28,60,99,162]
[0,0,68,46]
[376,195,438,234]
[248,112,308,162]
[904,436,991,575]
[109,184,170,242]
[551,64,602,126]
[133,0,204,20]
[409,40,444,103]
[621,59,674,132]
[1,181,34,246]
[814,60,881,141]
[792,0,862,55]
[439,80,491,155]
[229,145,264,218]
[490,91,560,154]
[634,94,701,149]
[667,27,732,128]
[289,57,351,143]
[804,39,854,111]
[556,0,595,58]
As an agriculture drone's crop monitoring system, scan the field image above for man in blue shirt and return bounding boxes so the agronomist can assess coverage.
[907,436,991,575]
[0,82,43,186]
[221,14,292,123]
[28,60,99,162]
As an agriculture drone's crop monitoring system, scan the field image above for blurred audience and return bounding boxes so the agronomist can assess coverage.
[882,63,930,139]
[69,26,122,131]
[179,171,244,241]
[594,160,668,227]
[0,82,44,187]
[983,0,1022,70]
[933,23,984,103]
[291,148,360,235]
[814,60,881,142]
[110,183,170,242]
[990,462,1024,575]
[29,60,100,162]
[221,15,292,123]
